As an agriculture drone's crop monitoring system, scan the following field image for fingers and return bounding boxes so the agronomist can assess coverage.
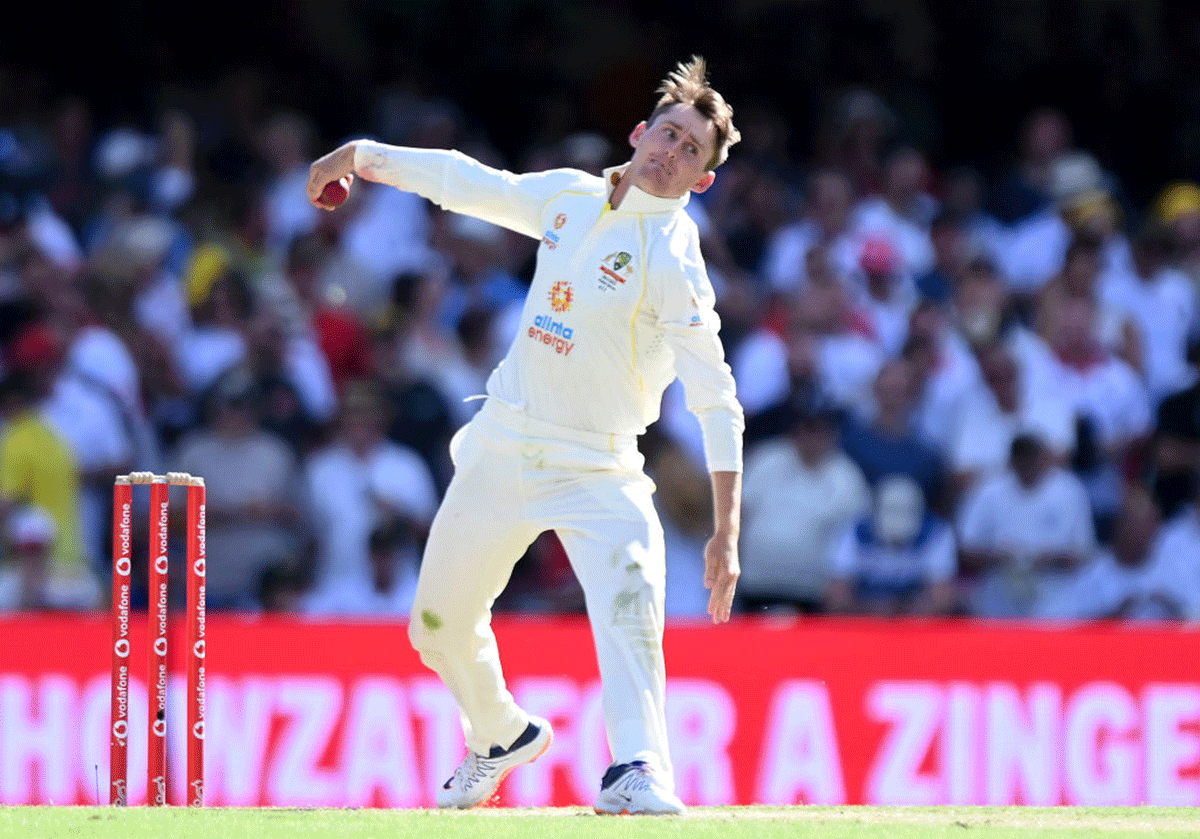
[706,570,737,624]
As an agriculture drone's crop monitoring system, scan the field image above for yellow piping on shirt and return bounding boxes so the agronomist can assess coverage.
[630,215,649,398]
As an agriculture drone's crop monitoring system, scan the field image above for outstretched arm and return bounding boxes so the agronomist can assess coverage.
[308,139,581,239]
[705,470,741,624]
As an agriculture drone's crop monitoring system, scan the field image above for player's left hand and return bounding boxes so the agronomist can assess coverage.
[704,532,739,624]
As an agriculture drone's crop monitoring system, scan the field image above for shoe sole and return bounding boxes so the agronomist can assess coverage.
[461,728,555,810]
[593,807,685,816]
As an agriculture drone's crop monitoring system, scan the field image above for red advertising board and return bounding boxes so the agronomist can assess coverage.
[1,614,1198,807]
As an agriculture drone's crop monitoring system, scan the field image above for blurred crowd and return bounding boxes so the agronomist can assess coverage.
[0,70,1198,623]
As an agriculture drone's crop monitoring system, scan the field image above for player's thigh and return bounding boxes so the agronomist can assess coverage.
[554,473,666,610]
[413,430,537,618]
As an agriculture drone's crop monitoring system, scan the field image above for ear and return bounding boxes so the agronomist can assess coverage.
[690,171,717,194]
[628,121,648,149]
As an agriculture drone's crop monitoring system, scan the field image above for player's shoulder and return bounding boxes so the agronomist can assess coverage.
[526,166,606,199]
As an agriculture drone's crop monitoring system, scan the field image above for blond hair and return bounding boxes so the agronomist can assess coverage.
[648,56,740,170]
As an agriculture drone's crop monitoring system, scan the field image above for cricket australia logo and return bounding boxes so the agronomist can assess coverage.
[549,281,573,313]
[598,251,634,290]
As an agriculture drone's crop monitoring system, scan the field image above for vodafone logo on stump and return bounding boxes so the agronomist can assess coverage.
[115,556,131,576]
[155,555,168,574]
[114,639,130,657]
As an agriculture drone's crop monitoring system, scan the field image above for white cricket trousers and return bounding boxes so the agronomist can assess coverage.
[408,398,672,782]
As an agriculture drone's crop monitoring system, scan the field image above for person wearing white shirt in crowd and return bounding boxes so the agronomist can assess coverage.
[260,111,322,256]
[1001,151,1132,301]
[1043,296,1151,524]
[1143,479,1200,620]
[762,168,862,292]
[903,303,984,454]
[303,380,438,604]
[957,433,1096,618]
[947,342,1075,496]
[1034,488,1180,621]
[826,474,959,616]
[303,516,423,617]
[1100,222,1199,405]
[739,391,870,613]
[307,57,744,815]
[850,237,916,358]
[851,146,937,277]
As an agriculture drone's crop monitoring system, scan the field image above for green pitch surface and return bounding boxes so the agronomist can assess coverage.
[3,805,1198,839]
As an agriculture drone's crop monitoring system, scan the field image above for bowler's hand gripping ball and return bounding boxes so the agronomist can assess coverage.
[321,177,351,208]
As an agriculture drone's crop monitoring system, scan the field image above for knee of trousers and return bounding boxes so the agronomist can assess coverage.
[407,605,471,660]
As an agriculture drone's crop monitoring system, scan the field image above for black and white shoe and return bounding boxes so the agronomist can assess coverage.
[594,760,686,815]
[436,717,553,808]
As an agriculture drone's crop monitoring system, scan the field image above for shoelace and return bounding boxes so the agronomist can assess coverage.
[613,764,655,793]
[446,752,500,790]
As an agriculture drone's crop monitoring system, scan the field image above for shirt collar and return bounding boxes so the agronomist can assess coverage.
[603,164,690,214]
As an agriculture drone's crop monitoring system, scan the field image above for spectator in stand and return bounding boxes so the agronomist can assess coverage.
[303,516,423,617]
[957,434,1096,618]
[94,215,191,350]
[1034,487,1174,620]
[739,390,869,613]
[1100,220,1198,405]
[851,146,937,277]
[1154,181,1200,304]
[1002,151,1131,311]
[1036,235,1139,371]
[302,380,437,607]
[272,232,372,394]
[826,474,959,616]
[1150,374,1200,519]
[991,107,1073,226]
[904,302,984,455]
[435,306,502,428]
[818,89,894,198]
[915,210,971,306]
[173,366,307,610]
[1042,296,1151,534]
[175,260,256,395]
[1142,474,1200,619]
[736,256,888,436]
[946,342,1075,498]
[258,111,322,256]
[435,211,527,336]
[939,165,1007,272]
[0,505,57,612]
[841,359,949,514]
[641,426,714,619]
[850,236,915,357]
[367,321,456,494]
[0,370,92,609]
[763,168,861,293]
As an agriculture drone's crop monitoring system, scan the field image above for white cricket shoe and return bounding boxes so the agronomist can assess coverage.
[594,760,686,815]
[436,717,553,809]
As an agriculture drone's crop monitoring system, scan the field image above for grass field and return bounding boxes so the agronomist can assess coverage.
[3,805,1199,839]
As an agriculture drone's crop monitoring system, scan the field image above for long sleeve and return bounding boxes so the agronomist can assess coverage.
[353,141,582,241]
[654,225,744,473]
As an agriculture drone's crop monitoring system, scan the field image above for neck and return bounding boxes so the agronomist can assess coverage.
[609,172,632,210]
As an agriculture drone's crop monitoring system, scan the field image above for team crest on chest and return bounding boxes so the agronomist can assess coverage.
[598,250,635,291]
[549,280,573,312]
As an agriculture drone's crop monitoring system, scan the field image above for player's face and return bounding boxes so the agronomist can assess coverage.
[626,104,718,199]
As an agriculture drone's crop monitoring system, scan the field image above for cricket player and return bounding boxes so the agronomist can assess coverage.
[308,56,743,815]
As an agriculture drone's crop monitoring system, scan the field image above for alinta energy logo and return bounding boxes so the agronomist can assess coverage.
[549,280,573,313]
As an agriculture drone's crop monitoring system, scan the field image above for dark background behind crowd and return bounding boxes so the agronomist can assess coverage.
[1,0,1199,622]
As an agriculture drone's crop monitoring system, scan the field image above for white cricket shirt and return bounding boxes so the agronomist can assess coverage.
[355,142,744,472]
